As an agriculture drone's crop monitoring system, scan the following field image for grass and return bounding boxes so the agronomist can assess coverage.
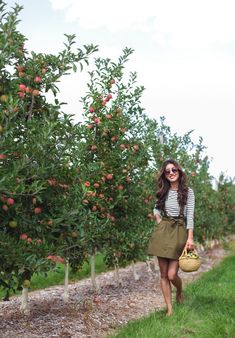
[110,252,235,338]
[0,252,106,299]
[31,252,107,288]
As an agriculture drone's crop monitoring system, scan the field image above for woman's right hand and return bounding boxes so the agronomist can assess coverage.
[185,238,195,250]
[155,215,162,225]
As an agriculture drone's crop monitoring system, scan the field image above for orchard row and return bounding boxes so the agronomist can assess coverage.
[0,2,234,311]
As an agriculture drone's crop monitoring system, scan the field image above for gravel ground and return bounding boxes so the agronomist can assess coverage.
[0,246,227,338]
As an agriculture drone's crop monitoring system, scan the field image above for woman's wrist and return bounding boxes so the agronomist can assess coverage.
[186,229,195,249]
[187,229,194,240]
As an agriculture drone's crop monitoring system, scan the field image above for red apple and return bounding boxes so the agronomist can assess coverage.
[34,207,42,214]
[0,154,7,160]
[32,89,40,96]
[92,205,97,212]
[94,117,101,124]
[18,84,26,91]
[111,136,118,142]
[133,144,139,151]
[17,65,24,72]
[89,106,95,113]
[86,191,96,197]
[106,174,113,180]
[25,87,32,94]
[34,76,42,83]
[7,198,15,205]
[47,178,57,186]
[18,91,25,98]
[20,233,28,240]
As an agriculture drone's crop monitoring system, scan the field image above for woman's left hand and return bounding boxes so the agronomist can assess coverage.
[186,238,195,250]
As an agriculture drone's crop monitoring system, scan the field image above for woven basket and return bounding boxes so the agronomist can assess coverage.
[179,248,202,272]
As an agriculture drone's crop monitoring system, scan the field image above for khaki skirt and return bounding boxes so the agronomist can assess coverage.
[147,216,187,260]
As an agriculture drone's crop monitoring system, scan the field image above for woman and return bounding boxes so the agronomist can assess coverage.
[147,159,195,316]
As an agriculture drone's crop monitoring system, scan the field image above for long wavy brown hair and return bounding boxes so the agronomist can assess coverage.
[155,159,188,212]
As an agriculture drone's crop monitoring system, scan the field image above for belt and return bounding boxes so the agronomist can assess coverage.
[162,216,185,226]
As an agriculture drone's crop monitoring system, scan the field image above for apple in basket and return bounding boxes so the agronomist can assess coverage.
[186,251,199,259]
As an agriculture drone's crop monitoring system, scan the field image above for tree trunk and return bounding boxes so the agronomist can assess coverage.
[145,257,158,275]
[20,287,30,315]
[91,252,98,291]
[145,259,152,274]
[62,259,69,302]
[114,260,123,286]
[131,261,140,281]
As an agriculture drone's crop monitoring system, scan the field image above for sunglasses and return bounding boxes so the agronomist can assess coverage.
[164,167,178,175]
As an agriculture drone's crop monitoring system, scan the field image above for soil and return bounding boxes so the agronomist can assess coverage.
[0,245,229,338]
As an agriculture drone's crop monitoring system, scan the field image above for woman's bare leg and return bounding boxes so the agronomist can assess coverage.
[157,257,173,315]
[168,259,184,303]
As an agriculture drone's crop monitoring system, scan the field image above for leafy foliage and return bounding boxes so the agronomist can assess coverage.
[0,1,234,300]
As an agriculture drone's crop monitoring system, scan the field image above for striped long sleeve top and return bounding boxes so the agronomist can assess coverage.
[153,188,195,229]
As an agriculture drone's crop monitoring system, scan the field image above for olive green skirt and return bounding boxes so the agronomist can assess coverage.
[147,216,187,260]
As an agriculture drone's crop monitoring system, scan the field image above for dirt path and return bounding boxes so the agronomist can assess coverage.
[0,246,228,338]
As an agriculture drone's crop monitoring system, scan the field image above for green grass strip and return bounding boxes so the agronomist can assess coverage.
[0,252,106,299]
[111,253,235,338]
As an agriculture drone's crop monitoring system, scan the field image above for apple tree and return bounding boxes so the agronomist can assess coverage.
[0,1,97,308]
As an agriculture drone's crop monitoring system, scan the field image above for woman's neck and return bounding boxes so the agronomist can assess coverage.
[170,183,178,190]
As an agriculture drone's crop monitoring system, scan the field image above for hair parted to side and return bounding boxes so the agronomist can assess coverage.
[155,159,188,212]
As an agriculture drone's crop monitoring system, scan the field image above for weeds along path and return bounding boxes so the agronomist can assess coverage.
[0,245,229,338]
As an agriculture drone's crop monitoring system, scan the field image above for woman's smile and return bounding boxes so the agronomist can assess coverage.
[165,164,179,182]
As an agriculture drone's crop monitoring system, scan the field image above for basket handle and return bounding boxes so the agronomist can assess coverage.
[180,247,188,258]
[180,247,199,258]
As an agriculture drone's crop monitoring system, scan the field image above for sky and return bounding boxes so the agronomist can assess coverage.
[5,0,235,180]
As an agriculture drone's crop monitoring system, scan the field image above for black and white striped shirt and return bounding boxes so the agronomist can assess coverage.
[153,188,195,229]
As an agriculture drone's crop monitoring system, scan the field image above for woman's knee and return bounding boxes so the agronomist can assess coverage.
[168,260,179,281]
[167,271,177,281]
[160,273,168,280]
